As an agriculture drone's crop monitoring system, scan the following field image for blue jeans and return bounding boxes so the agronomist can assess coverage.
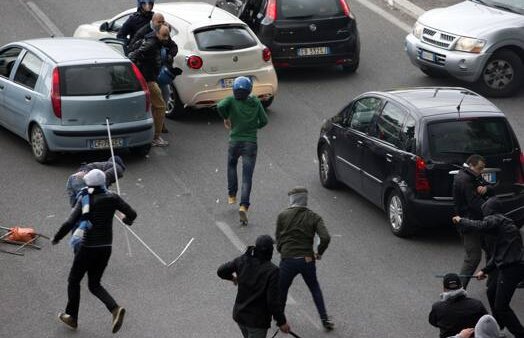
[279,257,328,320]
[227,142,257,208]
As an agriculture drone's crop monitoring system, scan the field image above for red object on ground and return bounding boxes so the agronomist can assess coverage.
[7,227,36,242]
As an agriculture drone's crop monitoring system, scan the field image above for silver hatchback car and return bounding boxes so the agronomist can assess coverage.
[0,38,153,163]
[405,0,524,97]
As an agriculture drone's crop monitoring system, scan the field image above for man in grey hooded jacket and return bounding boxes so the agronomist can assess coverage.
[450,314,501,338]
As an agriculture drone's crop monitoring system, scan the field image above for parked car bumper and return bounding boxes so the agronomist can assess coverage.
[405,33,491,82]
[175,66,277,108]
[42,119,154,151]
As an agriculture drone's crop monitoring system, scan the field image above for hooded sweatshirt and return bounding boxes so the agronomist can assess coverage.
[453,165,493,220]
[429,288,487,338]
[217,95,268,143]
[474,315,500,338]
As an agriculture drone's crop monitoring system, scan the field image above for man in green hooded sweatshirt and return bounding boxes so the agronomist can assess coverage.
[217,76,268,225]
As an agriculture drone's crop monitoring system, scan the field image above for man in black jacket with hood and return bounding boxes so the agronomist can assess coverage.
[453,154,494,288]
[117,0,155,48]
[453,197,524,338]
[429,273,487,338]
[217,235,290,337]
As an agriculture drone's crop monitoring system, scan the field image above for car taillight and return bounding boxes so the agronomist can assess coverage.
[186,55,203,70]
[265,0,277,23]
[415,156,431,193]
[262,47,271,62]
[517,152,524,184]
[132,63,150,112]
[51,67,61,118]
[339,0,350,17]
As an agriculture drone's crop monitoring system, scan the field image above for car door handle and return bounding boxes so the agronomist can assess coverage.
[0,84,4,90]
[25,95,31,101]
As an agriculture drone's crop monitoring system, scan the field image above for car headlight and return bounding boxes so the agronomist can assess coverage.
[412,22,424,39]
[454,37,486,53]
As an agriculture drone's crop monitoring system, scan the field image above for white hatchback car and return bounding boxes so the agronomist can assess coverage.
[74,2,278,118]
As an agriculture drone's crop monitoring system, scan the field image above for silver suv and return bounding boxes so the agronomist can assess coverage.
[0,38,153,163]
[405,0,524,97]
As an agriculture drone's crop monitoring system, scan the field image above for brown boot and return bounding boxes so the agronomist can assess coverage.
[111,306,126,334]
[58,312,77,329]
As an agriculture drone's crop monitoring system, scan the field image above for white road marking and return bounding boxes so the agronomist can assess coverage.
[354,0,412,33]
[23,1,64,37]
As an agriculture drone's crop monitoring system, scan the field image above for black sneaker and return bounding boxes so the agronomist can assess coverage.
[517,281,524,289]
[322,318,335,331]
[111,306,126,334]
[58,312,77,329]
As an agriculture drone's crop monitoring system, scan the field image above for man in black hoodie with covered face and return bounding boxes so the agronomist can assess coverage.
[217,235,290,338]
[453,197,524,338]
[117,0,155,48]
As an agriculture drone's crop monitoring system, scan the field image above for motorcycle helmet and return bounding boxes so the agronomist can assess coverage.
[232,76,252,100]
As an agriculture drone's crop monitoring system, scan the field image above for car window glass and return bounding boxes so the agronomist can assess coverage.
[194,26,257,51]
[112,14,131,32]
[401,115,416,152]
[347,97,381,133]
[0,47,22,79]
[13,52,43,90]
[60,63,141,96]
[427,118,513,160]
[278,0,344,19]
[372,102,408,147]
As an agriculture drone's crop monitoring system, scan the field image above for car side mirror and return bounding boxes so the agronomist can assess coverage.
[99,22,110,32]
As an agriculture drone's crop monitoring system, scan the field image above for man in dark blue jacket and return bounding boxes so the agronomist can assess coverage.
[453,197,524,338]
[217,235,290,337]
[117,0,155,47]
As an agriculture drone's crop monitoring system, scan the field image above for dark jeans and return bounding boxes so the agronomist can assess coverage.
[66,246,117,320]
[279,257,328,320]
[227,142,257,208]
[459,231,483,289]
[238,324,268,338]
[489,264,524,338]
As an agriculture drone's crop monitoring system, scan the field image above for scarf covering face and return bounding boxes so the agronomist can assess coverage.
[289,192,308,208]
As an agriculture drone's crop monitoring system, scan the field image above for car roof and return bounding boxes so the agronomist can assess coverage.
[378,87,502,117]
[21,38,126,63]
[156,2,240,29]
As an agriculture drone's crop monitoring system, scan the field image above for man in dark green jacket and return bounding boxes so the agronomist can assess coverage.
[217,76,268,225]
[275,186,334,330]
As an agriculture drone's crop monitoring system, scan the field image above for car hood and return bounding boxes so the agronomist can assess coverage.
[419,1,524,37]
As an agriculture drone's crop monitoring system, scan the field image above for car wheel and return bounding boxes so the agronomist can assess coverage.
[387,190,415,237]
[475,50,523,98]
[262,97,274,109]
[129,144,151,157]
[342,61,359,73]
[420,67,448,78]
[30,124,53,163]
[165,84,187,119]
[319,144,339,189]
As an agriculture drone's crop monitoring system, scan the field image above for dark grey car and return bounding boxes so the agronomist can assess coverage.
[0,38,153,163]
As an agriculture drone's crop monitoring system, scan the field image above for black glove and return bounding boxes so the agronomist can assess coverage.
[122,217,133,226]
[167,66,182,77]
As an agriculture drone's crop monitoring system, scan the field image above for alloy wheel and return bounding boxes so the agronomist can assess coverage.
[483,59,514,90]
[389,195,404,231]
[31,126,45,159]
[320,151,330,183]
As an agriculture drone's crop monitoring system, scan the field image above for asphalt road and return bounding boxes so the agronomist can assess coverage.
[0,1,523,337]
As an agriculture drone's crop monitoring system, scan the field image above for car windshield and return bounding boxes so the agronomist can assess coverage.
[278,0,344,19]
[470,0,524,14]
[427,118,513,160]
[60,63,141,96]
[194,26,257,51]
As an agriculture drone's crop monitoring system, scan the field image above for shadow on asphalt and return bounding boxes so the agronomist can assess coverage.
[276,65,354,82]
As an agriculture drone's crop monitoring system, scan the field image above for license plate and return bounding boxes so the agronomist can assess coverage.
[420,50,435,62]
[221,76,253,88]
[298,47,329,56]
[482,172,496,184]
[90,138,124,149]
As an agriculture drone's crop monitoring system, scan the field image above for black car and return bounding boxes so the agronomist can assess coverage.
[317,87,524,237]
[220,0,360,71]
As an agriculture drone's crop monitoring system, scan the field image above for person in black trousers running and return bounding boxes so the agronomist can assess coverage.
[453,197,524,338]
[52,169,137,334]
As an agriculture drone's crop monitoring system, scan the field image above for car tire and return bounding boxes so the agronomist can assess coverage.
[129,144,151,157]
[30,124,54,163]
[262,97,274,109]
[165,84,188,119]
[475,49,523,98]
[342,61,359,73]
[386,190,415,237]
[420,67,448,78]
[319,144,339,189]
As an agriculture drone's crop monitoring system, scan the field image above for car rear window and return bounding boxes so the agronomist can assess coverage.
[194,26,257,51]
[427,118,513,160]
[278,0,344,19]
[59,63,141,96]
